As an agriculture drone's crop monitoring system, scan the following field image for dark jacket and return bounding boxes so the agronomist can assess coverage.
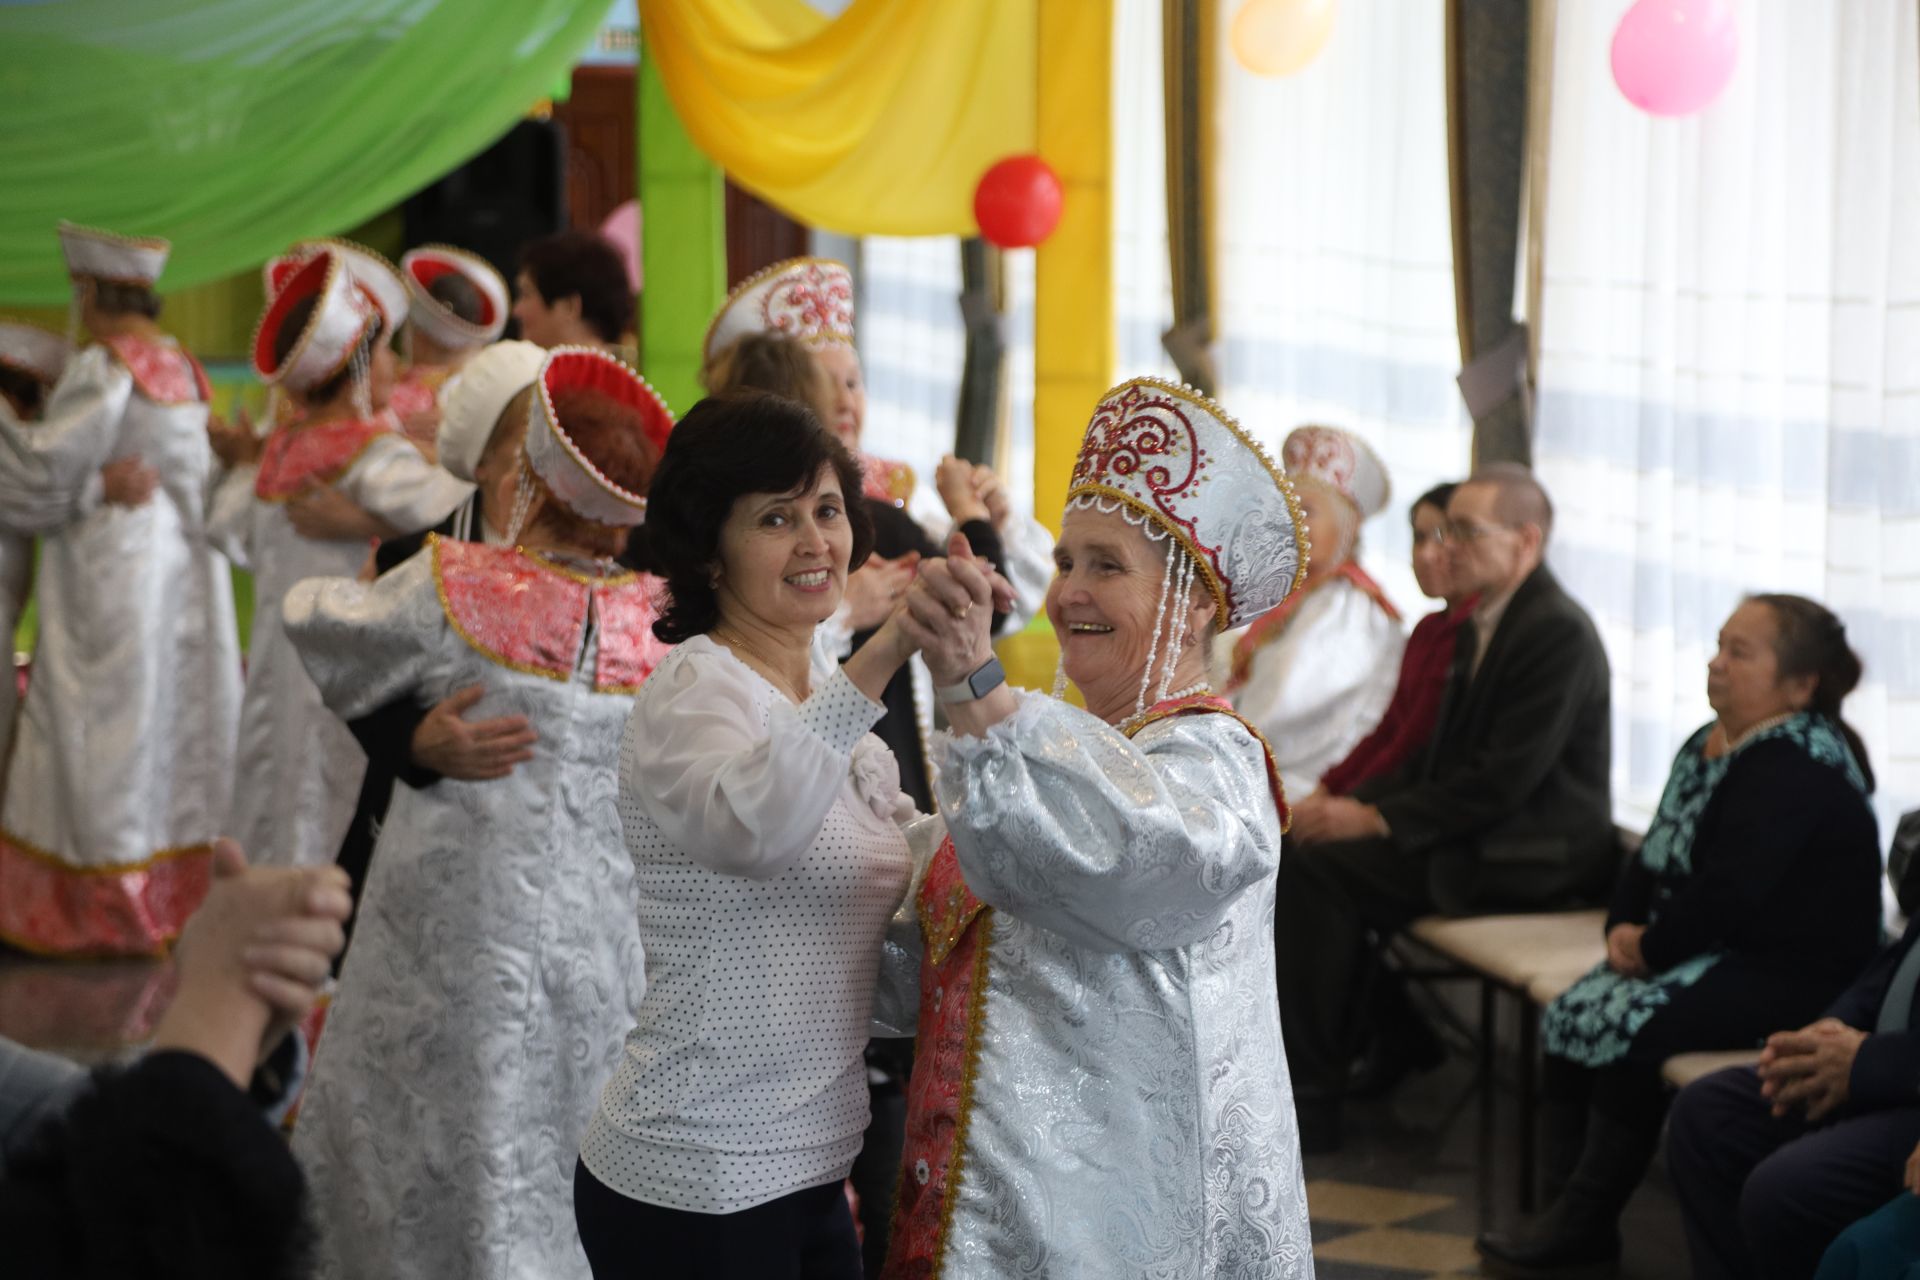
[1829,917,1920,1112]
[1609,732,1881,983]
[1354,565,1615,914]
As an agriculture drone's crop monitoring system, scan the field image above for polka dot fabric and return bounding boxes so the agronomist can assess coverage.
[582,636,914,1214]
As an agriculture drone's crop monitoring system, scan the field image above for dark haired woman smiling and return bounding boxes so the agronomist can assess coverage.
[576,392,1010,1279]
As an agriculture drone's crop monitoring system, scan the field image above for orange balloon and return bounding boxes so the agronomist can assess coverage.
[1230,0,1338,78]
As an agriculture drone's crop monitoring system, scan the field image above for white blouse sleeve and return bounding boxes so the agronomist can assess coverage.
[337,435,473,535]
[0,346,132,532]
[621,647,887,881]
[936,690,1281,954]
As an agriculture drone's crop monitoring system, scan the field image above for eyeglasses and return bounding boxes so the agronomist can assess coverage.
[1443,520,1517,544]
[1412,528,1450,548]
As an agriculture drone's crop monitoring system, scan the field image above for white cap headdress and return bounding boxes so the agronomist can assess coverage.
[702,257,854,366]
[58,221,170,285]
[508,347,673,539]
[0,321,71,385]
[1281,424,1391,519]
[292,238,408,336]
[437,340,545,483]
[251,251,379,408]
[402,245,509,351]
[1066,377,1311,716]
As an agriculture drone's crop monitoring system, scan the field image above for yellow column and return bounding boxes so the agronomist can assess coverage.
[1032,0,1114,534]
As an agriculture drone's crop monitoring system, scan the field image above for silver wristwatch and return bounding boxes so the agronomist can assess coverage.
[935,655,1006,704]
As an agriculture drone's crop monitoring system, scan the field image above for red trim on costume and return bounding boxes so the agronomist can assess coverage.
[388,368,444,423]
[1224,560,1400,693]
[431,537,669,693]
[101,334,209,405]
[253,417,392,501]
[0,834,211,957]
[862,455,916,506]
[886,694,1285,1275]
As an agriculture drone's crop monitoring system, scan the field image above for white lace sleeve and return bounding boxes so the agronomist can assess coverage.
[935,691,1281,954]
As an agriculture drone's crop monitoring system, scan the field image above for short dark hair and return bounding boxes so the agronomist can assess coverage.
[427,272,485,325]
[647,391,873,644]
[274,294,378,406]
[518,231,630,344]
[1411,481,1458,523]
[89,279,162,319]
[1461,462,1554,541]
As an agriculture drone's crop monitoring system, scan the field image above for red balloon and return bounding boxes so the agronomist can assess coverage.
[973,155,1064,249]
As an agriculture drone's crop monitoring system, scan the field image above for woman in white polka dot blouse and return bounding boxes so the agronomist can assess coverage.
[575,390,1011,1279]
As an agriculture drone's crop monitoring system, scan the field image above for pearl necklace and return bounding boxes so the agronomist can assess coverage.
[1118,683,1215,734]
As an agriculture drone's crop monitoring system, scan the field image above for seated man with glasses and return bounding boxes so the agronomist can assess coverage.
[1277,462,1616,1152]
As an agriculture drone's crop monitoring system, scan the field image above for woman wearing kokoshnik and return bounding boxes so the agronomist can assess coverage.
[876,377,1317,1279]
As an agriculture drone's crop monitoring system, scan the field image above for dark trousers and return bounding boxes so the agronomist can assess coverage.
[1666,1067,1920,1280]
[573,1160,862,1280]
[1275,835,1433,1097]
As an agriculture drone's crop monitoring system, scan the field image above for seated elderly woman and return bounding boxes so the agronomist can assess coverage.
[1223,423,1404,798]
[1476,593,1883,1277]
[876,378,1314,1276]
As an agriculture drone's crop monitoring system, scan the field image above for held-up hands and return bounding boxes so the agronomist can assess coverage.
[1757,1016,1868,1123]
[843,552,921,632]
[150,838,352,1088]
[934,457,1014,533]
[893,533,1015,685]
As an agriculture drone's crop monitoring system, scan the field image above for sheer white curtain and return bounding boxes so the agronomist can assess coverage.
[1113,0,1179,381]
[1534,0,1920,832]
[1214,0,1470,614]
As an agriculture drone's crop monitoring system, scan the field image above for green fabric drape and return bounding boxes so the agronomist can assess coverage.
[0,0,608,304]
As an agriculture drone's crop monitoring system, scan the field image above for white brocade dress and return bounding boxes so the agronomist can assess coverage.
[880,692,1313,1280]
[1223,571,1406,799]
[0,338,242,955]
[208,416,469,868]
[0,528,26,768]
[283,537,667,1280]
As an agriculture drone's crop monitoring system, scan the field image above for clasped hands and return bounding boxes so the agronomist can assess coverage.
[883,533,1014,685]
[1757,1016,1867,1124]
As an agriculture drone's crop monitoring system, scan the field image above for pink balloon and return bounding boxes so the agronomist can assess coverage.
[1610,0,1739,117]
[598,200,643,294]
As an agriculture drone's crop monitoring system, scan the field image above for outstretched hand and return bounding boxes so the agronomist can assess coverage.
[410,685,539,781]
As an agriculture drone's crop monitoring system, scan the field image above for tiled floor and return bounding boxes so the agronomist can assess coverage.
[0,952,1691,1277]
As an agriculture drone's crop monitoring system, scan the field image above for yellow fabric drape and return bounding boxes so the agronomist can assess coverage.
[637,0,1036,234]
[1032,0,1114,533]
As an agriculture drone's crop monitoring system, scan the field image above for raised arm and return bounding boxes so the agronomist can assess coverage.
[938,693,1280,953]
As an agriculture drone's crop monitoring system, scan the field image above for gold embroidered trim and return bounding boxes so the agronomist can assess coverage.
[931,917,995,1278]
[0,828,212,876]
[517,546,638,588]
[1126,700,1292,833]
[431,534,571,685]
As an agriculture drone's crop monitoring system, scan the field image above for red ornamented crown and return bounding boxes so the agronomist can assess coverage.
[1069,378,1310,630]
[1281,424,1390,518]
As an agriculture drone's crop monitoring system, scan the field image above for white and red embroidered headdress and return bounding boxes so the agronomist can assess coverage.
[402,245,509,351]
[0,321,70,385]
[58,222,169,285]
[1068,378,1310,631]
[1281,424,1390,519]
[524,347,674,529]
[251,251,379,393]
[702,257,855,366]
[291,238,408,336]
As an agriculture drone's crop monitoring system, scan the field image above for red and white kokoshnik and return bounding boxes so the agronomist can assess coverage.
[1067,376,1312,630]
[1281,422,1391,518]
[57,220,170,284]
[401,244,510,351]
[526,347,675,528]
[701,256,856,365]
[251,251,379,392]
